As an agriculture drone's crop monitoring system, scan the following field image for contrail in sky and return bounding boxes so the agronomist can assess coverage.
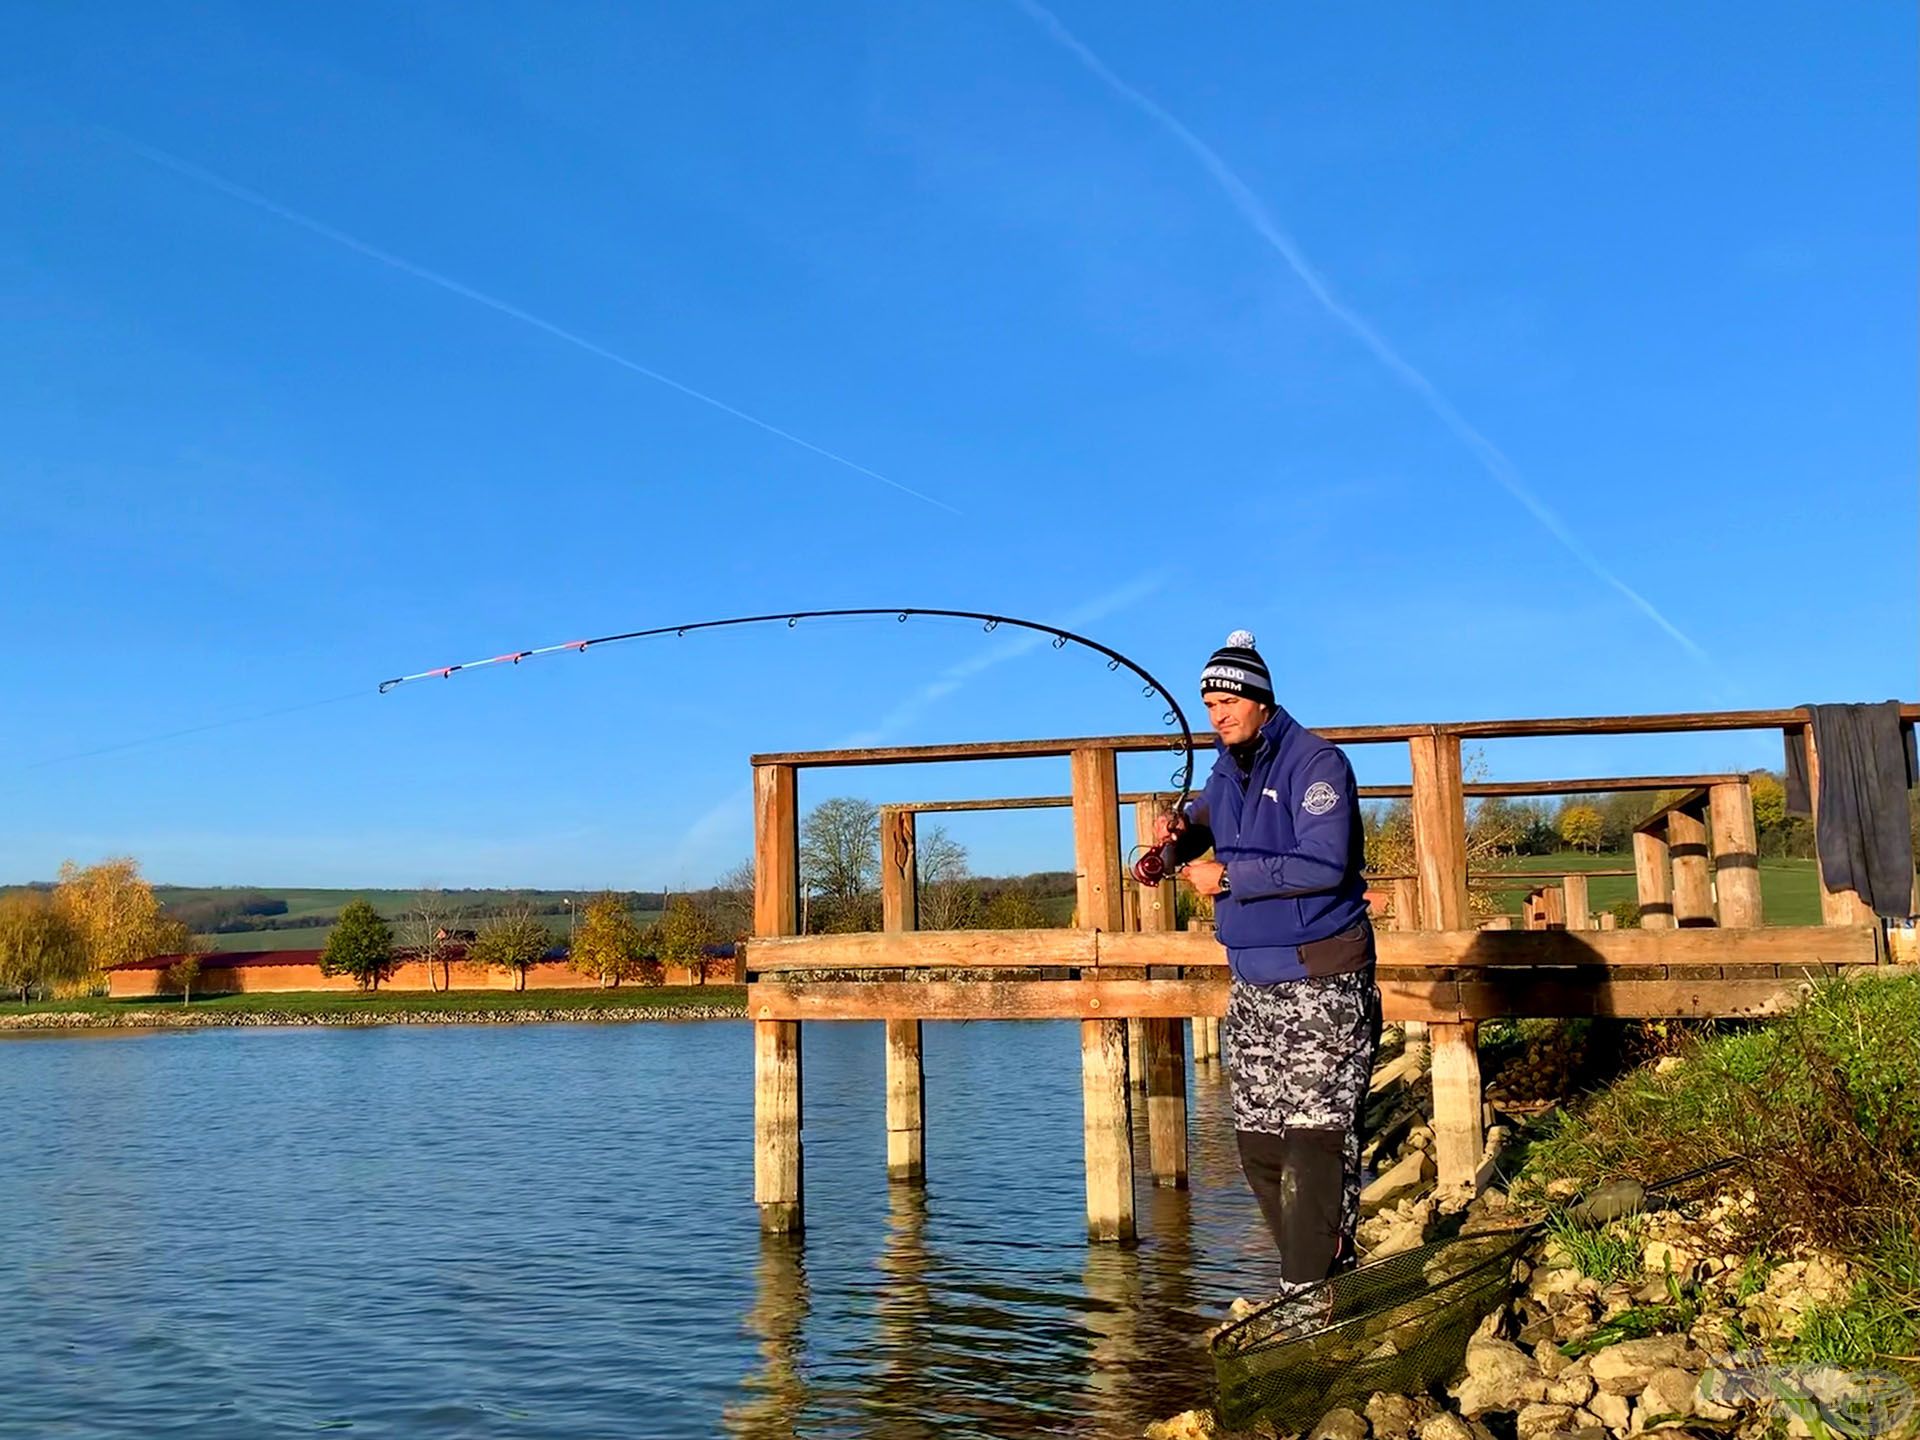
[121,138,960,516]
[1011,1,1708,662]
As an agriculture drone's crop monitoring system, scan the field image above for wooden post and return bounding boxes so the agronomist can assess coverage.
[1799,726,1876,926]
[1669,803,1715,927]
[1409,730,1482,1195]
[1563,872,1593,931]
[1542,884,1568,930]
[753,763,804,1234]
[1633,828,1674,929]
[1127,1020,1147,1090]
[1708,779,1764,928]
[1389,877,1428,1068]
[881,807,917,934]
[1072,746,1133,1243]
[1597,909,1618,930]
[1132,800,1188,1187]
[879,807,926,1184]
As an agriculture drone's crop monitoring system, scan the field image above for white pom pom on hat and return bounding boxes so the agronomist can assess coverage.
[1225,629,1257,649]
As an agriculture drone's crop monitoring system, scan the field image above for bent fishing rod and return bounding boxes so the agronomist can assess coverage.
[377,607,1199,830]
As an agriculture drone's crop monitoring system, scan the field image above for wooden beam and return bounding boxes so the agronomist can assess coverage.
[1071,747,1126,932]
[1637,787,1712,835]
[753,1018,803,1233]
[1634,829,1675,930]
[1410,728,1480,1193]
[753,764,799,939]
[1542,884,1568,930]
[880,807,918,934]
[1709,779,1764,928]
[1669,803,1716,928]
[1134,801,1177,935]
[747,970,1873,1023]
[745,924,1879,973]
[1082,1018,1133,1241]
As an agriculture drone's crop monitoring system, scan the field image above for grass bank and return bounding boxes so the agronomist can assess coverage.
[1516,973,1920,1375]
[0,985,746,1029]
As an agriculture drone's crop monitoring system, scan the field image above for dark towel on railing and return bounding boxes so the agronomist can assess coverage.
[1781,702,1918,918]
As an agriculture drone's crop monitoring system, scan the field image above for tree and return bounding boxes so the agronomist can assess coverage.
[708,857,756,940]
[150,914,200,1002]
[402,888,453,992]
[916,825,978,931]
[800,797,880,921]
[0,892,89,1002]
[470,907,552,992]
[164,954,202,1004]
[1556,804,1605,854]
[653,895,721,983]
[321,900,395,990]
[1751,772,1787,832]
[981,889,1049,929]
[570,892,645,988]
[55,857,167,990]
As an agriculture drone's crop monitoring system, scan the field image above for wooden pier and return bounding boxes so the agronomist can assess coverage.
[745,706,1917,1242]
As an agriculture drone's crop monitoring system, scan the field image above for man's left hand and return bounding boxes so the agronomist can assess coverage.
[1182,861,1228,896]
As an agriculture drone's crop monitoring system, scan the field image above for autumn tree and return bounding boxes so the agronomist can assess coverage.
[653,895,721,984]
[320,899,395,990]
[981,889,1049,929]
[164,954,202,1004]
[0,892,89,1002]
[570,892,645,988]
[402,887,454,992]
[150,913,201,1002]
[55,857,168,990]
[470,907,552,992]
[1556,804,1605,854]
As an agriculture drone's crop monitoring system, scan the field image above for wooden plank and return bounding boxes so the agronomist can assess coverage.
[1635,787,1711,833]
[745,924,1881,973]
[1134,800,1177,934]
[894,780,1749,811]
[1563,873,1592,931]
[1709,779,1764,928]
[748,977,1458,1022]
[1082,1018,1134,1242]
[754,1020,803,1233]
[753,764,800,939]
[1071,747,1126,932]
[1143,1017,1188,1189]
[1634,829,1674,930]
[880,808,918,934]
[1391,877,1421,931]
[1669,803,1716,928]
[1429,1023,1483,1194]
[1410,732,1471,930]
[751,708,1920,768]
[1542,885,1568,930]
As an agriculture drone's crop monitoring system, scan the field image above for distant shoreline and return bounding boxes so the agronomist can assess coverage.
[0,986,748,1033]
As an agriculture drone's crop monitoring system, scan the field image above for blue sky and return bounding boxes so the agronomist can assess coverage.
[3,2,1913,889]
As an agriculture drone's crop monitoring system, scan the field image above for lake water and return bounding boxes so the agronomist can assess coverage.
[0,1021,1288,1438]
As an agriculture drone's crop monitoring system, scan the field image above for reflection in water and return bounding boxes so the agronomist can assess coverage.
[723,1236,811,1439]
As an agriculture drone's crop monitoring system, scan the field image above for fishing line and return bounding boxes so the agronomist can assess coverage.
[24,690,369,771]
[377,607,1197,805]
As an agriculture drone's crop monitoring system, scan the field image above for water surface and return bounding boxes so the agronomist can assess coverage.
[1,1021,1286,1437]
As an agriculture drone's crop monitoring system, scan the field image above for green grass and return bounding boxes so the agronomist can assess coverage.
[0,985,744,1021]
[1546,1211,1646,1285]
[1472,852,1822,926]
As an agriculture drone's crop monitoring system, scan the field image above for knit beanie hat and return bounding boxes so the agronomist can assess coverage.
[1199,629,1274,706]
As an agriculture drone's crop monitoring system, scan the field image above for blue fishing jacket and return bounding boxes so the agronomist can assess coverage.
[1182,706,1371,984]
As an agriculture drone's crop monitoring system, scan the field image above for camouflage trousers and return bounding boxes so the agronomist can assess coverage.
[1224,964,1382,1273]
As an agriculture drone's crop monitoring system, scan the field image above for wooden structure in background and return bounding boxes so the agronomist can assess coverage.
[747,706,1916,1239]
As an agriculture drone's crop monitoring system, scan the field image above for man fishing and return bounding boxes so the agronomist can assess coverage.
[1154,631,1382,1294]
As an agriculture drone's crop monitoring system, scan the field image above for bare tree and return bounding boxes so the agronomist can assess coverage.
[709,856,756,939]
[800,798,880,931]
[402,887,453,992]
[916,825,978,931]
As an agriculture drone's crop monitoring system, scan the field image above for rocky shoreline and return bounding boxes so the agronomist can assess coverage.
[0,1003,748,1031]
[1152,1025,1907,1440]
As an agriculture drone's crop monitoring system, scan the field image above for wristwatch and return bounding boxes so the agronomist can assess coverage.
[1217,869,1231,896]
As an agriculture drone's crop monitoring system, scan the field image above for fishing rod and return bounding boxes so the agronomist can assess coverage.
[377,606,1198,807]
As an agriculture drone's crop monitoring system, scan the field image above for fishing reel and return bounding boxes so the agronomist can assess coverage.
[1130,840,1180,889]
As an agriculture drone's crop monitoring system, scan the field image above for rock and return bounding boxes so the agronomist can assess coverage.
[1361,1150,1437,1216]
[1692,1368,1748,1422]
[1365,1392,1419,1440]
[1631,1368,1701,1429]
[1653,1057,1684,1074]
[1308,1407,1370,1440]
[1567,1180,1647,1226]
[1547,1369,1597,1407]
[1451,1338,1548,1415]
[1146,1410,1220,1440]
[1473,1308,1509,1344]
[1518,1315,1558,1349]
[1537,1345,1573,1379]
[1586,1391,1631,1431]
[1590,1336,1694,1395]
[1642,1241,1692,1278]
[1530,1266,1586,1302]
[1516,1403,1576,1438]
[1369,1199,1436,1260]
[1417,1413,1478,1440]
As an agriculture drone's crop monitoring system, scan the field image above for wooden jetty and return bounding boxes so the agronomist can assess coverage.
[745,706,1918,1242]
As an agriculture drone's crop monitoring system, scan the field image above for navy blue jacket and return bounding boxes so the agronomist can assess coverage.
[1181,706,1371,984]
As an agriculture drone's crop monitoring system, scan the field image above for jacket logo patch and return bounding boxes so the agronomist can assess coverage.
[1302,781,1339,815]
[1261,787,1279,802]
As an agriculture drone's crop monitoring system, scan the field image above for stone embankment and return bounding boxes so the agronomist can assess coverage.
[1150,1028,1891,1440]
[0,1002,747,1031]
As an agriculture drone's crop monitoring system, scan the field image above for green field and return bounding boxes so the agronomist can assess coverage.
[1470,852,1821,925]
[0,985,744,1023]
